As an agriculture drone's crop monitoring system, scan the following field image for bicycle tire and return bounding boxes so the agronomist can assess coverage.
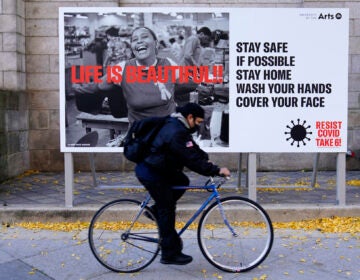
[88,199,160,273]
[197,196,274,272]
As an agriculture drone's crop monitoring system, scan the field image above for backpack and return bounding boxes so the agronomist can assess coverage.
[123,116,168,163]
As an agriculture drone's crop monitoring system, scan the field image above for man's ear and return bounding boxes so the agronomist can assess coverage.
[186,114,193,123]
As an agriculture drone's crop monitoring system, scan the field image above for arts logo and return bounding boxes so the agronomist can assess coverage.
[318,12,342,20]
[285,119,312,147]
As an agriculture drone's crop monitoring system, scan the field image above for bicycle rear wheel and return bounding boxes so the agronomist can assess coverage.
[88,199,160,273]
[198,196,273,272]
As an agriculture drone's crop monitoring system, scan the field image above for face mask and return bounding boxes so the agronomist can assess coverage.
[189,124,200,134]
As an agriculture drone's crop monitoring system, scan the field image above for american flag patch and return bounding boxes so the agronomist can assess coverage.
[186,141,193,148]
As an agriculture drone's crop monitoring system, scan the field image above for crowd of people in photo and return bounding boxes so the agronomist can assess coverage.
[70,22,229,147]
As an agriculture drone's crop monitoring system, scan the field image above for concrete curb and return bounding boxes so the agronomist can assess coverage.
[1,204,359,223]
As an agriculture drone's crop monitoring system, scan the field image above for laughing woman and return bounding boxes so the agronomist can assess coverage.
[99,26,180,125]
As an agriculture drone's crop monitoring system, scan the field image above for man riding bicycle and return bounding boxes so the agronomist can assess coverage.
[135,103,231,265]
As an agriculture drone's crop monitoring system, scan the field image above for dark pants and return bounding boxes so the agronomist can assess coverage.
[135,163,189,257]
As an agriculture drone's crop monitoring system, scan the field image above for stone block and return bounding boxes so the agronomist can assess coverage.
[78,1,118,7]
[4,91,19,110]
[353,129,360,147]
[29,129,59,150]
[7,132,20,154]
[48,149,65,171]
[29,109,49,129]
[258,153,315,171]
[346,2,360,19]
[348,109,360,128]
[351,54,360,73]
[0,34,3,52]
[0,155,9,183]
[27,73,58,91]
[5,90,28,111]
[0,93,6,110]
[20,130,28,152]
[7,131,29,154]
[0,72,3,88]
[208,153,240,170]
[16,90,28,110]
[348,91,360,109]
[26,37,58,55]
[49,109,59,129]
[18,35,25,54]
[303,2,340,8]
[3,0,16,15]
[26,2,75,19]
[7,151,30,178]
[30,149,63,171]
[17,0,26,18]
[0,132,7,154]
[29,90,59,110]
[30,149,50,170]
[6,109,28,131]
[0,15,17,32]
[49,55,59,73]
[3,71,26,91]
[19,53,26,72]
[26,19,58,36]
[347,129,353,146]
[3,33,15,52]
[350,37,360,55]
[352,19,360,36]
[0,52,17,71]
[120,0,183,3]
[73,152,125,171]
[26,55,50,73]
[17,15,25,35]
[349,74,360,92]
[0,110,4,133]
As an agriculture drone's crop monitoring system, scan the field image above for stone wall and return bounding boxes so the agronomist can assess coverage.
[0,0,29,181]
[1,0,359,180]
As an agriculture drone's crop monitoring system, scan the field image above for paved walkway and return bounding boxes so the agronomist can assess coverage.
[0,226,359,280]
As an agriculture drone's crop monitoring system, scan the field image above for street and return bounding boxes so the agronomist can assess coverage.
[0,225,358,280]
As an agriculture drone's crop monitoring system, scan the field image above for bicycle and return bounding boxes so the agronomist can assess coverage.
[88,176,274,273]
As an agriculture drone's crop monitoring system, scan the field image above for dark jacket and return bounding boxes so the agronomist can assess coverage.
[144,115,220,177]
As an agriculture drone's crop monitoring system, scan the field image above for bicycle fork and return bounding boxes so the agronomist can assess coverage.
[215,197,238,237]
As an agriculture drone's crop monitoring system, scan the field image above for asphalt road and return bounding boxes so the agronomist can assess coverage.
[0,226,358,280]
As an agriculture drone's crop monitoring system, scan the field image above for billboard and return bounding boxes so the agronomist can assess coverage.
[59,7,348,153]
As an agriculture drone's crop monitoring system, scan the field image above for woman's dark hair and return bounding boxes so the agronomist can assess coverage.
[130,26,157,42]
[177,103,204,119]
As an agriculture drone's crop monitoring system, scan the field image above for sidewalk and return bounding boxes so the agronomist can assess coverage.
[0,170,359,223]
[0,226,359,280]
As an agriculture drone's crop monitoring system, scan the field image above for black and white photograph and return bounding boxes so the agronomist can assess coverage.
[60,9,230,151]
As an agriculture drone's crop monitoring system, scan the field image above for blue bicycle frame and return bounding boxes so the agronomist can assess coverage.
[139,178,238,237]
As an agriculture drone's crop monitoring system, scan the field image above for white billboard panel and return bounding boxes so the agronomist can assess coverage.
[59,7,348,153]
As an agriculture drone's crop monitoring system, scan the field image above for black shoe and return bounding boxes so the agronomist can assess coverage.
[160,252,193,265]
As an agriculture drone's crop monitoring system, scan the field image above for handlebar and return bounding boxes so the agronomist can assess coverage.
[205,175,230,191]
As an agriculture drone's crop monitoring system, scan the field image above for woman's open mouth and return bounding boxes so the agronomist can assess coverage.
[136,45,148,55]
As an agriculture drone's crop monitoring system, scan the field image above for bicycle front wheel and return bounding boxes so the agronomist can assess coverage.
[88,199,160,273]
[198,196,273,272]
